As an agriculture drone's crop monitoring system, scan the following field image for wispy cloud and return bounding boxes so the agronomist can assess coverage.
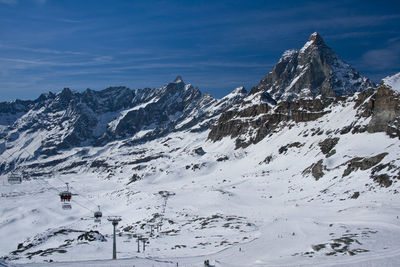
[55,18,82,23]
[361,42,400,71]
[233,14,400,43]
[326,31,388,39]
[34,0,47,4]
[0,56,115,69]
[0,0,17,5]
[0,0,48,5]
[0,43,86,56]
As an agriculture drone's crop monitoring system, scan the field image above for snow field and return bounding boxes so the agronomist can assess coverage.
[1,100,400,266]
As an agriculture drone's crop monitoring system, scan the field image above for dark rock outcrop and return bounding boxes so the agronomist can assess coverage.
[367,85,400,138]
[208,97,333,148]
[303,159,325,180]
[319,137,339,155]
[342,153,388,177]
[194,147,206,156]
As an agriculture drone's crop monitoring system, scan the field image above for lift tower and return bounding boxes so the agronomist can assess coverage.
[107,216,122,259]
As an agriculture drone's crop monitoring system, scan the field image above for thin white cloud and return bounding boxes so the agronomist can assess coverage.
[358,39,400,71]
[0,0,47,5]
[0,0,17,5]
[34,0,47,4]
[0,56,113,69]
[233,14,400,43]
[326,31,384,39]
[55,18,82,23]
[0,44,86,56]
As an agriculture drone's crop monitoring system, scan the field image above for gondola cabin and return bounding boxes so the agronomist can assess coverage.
[59,183,72,209]
[62,202,72,210]
[94,206,102,223]
[59,191,72,202]
[8,173,22,184]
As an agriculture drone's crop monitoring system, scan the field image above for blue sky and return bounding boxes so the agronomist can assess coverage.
[0,0,399,101]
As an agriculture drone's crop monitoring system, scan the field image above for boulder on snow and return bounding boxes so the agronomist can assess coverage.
[193,147,206,156]
[303,159,325,180]
[319,137,339,156]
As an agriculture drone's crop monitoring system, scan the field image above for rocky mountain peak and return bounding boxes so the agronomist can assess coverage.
[251,32,375,101]
[173,75,184,83]
[230,86,247,96]
[308,32,325,46]
[298,32,328,54]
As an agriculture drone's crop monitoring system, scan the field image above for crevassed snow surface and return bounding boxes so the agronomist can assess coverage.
[383,72,400,93]
[1,98,400,267]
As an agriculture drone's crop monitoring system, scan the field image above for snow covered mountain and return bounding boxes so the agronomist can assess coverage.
[0,77,245,172]
[209,33,383,148]
[0,33,400,267]
[251,32,375,101]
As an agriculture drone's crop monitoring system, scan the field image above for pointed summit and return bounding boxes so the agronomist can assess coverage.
[252,32,375,101]
[308,32,325,46]
[173,76,184,83]
[300,32,327,53]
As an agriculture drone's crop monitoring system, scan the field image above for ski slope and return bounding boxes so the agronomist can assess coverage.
[1,97,400,267]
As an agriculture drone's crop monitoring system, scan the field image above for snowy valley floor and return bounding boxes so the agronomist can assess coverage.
[1,117,400,266]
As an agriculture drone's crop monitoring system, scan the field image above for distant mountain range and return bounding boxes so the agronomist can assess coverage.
[0,32,399,174]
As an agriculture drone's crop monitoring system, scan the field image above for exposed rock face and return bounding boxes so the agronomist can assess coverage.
[312,160,325,180]
[303,159,325,180]
[342,153,388,177]
[355,81,400,139]
[278,142,303,154]
[208,97,334,148]
[319,137,339,155]
[193,147,206,156]
[367,85,400,138]
[250,32,375,101]
[112,79,204,139]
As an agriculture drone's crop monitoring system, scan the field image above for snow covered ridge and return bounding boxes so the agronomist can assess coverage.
[383,72,400,93]
[0,77,246,159]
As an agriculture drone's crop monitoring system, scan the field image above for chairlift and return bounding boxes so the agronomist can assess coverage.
[62,202,72,210]
[59,182,72,202]
[8,172,22,184]
[94,205,102,223]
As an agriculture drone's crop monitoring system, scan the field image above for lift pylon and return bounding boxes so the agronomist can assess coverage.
[107,216,122,260]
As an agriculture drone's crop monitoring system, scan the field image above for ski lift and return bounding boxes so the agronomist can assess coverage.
[8,172,22,184]
[94,205,102,223]
[62,202,72,210]
[59,183,72,202]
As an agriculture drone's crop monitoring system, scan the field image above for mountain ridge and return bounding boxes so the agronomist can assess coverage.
[0,33,398,168]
